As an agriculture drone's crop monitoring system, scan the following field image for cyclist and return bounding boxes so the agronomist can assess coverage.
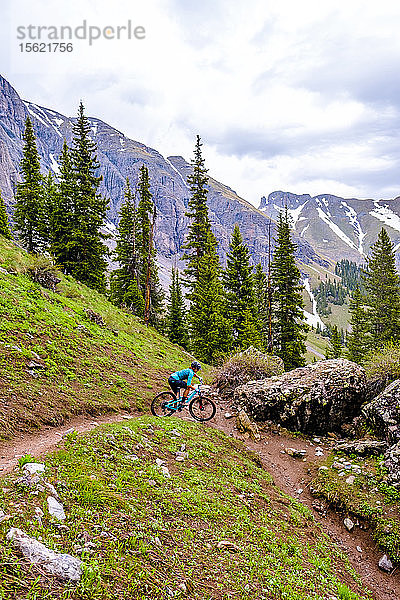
[168,361,202,401]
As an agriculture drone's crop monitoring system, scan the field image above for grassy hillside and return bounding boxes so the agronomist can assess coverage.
[0,237,197,441]
[0,416,372,600]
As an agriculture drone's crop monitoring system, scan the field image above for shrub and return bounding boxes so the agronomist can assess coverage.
[362,342,400,400]
[212,347,284,401]
[24,255,61,291]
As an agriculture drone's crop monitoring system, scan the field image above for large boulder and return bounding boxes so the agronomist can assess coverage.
[233,359,366,435]
[362,379,400,445]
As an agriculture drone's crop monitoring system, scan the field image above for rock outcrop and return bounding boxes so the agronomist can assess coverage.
[362,379,400,445]
[384,442,400,488]
[234,359,366,435]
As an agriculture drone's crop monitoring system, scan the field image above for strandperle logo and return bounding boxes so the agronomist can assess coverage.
[16,20,146,46]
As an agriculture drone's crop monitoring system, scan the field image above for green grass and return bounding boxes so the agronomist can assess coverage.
[0,236,202,441]
[312,451,400,563]
[0,416,372,600]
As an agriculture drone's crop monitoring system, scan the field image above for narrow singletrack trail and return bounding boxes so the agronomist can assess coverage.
[0,401,399,600]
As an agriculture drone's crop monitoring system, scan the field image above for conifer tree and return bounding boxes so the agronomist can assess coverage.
[50,141,76,272]
[182,136,232,362]
[254,263,269,347]
[14,117,45,252]
[110,178,145,316]
[70,102,109,292]
[271,209,307,369]
[326,325,342,358]
[0,190,12,239]
[42,171,57,247]
[189,249,231,364]
[363,227,400,346]
[136,166,163,325]
[346,287,369,363]
[166,268,188,347]
[182,135,216,286]
[224,225,261,349]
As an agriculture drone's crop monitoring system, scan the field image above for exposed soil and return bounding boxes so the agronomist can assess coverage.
[0,401,399,600]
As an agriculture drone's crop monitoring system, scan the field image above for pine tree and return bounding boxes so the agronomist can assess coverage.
[14,117,45,253]
[224,225,261,349]
[254,263,269,347]
[167,268,188,347]
[110,178,145,316]
[346,287,369,363]
[0,190,12,239]
[363,227,400,347]
[271,209,308,369]
[42,171,57,248]
[189,250,231,364]
[182,136,232,362]
[136,166,163,325]
[50,141,76,272]
[182,135,216,286]
[326,325,342,358]
[70,102,109,292]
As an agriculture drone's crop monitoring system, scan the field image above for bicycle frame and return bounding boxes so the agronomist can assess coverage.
[166,385,202,412]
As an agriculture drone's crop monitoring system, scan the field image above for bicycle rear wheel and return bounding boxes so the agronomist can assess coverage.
[151,391,177,417]
[189,396,216,422]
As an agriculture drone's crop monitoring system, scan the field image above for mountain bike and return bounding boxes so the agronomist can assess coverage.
[151,380,216,422]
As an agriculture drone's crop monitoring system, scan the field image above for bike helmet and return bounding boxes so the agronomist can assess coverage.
[191,360,201,371]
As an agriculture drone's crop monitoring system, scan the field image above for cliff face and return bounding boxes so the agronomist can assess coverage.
[0,73,328,272]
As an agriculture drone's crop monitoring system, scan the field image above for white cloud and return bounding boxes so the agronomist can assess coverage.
[2,0,400,204]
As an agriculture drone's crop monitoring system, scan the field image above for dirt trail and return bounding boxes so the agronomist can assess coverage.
[0,404,399,600]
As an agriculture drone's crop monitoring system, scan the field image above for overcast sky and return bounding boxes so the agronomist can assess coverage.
[2,0,400,205]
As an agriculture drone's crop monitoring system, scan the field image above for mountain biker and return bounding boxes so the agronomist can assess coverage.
[168,361,202,400]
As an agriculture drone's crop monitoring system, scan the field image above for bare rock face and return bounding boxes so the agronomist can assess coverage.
[233,359,366,435]
[362,379,400,445]
[384,442,400,489]
[7,528,82,581]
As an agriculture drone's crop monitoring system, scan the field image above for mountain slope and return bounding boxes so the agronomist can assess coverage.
[0,236,196,441]
[0,73,327,273]
[260,191,400,264]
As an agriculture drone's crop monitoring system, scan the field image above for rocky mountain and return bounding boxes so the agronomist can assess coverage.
[0,73,327,281]
[260,191,400,265]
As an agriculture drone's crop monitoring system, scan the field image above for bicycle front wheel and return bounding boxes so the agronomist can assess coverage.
[189,396,216,422]
[151,391,176,417]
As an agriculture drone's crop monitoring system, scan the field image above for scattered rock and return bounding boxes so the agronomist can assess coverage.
[47,496,66,521]
[23,463,45,475]
[345,475,356,485]
[6,528,82,581]
[84,309,105,326]
[61,428,75,438]
[224,412,233,419]
[344,517,354,532]
[234,359,366,434]
[285,447,307,458]
[356,546,362,553]
[217,540,240,552]
[378,554,393,573]
[236,409,261,441]
[28,361,45,370]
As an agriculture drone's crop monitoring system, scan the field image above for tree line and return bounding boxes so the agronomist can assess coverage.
[1,122,308,369]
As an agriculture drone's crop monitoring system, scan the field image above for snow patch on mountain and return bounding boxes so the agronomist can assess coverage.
[287,200,308,229]
[303,278,325,330]
[316,208,359,253]
[341,201,366,255]
[370,201,400,234]
[49,153,60,175]
[166,158,188,188]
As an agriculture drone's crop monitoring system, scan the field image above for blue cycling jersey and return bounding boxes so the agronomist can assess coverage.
[170,368,194,387]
